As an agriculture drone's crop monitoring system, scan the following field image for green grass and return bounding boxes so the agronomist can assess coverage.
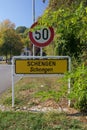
[0,77,60,107]
[0,111,86,130]
[0,77,87,129]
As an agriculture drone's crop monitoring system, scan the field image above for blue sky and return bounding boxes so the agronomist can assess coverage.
[0,0,49,28]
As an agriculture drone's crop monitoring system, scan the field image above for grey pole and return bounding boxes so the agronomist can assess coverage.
[12,58,14,107]
[32,0,35,22]
[68,57,71,107]
[32,0,35,57]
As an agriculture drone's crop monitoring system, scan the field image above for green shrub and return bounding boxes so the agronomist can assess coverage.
[66,63,87,112]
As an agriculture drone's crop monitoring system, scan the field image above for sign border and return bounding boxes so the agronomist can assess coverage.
[15,58,69,75]
[29,22,54,47]
[12,56,71,77]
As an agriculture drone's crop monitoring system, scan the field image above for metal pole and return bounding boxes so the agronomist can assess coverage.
[68,78,71,107]
[40,47,43,56]
[32,0,35,57]
[32,0,35,23]
[12,58,14,107]
[68,57,71,107]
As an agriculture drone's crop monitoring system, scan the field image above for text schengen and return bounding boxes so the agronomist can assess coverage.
[15,59,68,74]
[27,60,56,74]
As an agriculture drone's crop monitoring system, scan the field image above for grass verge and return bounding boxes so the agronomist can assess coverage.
[0,111,86,130]
[0,77,62,107]
[0,77,87,129]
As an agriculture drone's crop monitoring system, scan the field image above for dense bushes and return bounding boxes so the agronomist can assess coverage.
[66,63,87,112]
[40,1,87,58]
[40,0,87,112]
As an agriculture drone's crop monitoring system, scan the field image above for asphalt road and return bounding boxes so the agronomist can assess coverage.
[0,64,20,95]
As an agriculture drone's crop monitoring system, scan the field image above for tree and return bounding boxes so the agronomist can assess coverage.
[0,19,15,32]
[0,19,24,62]
[0,29,23,62]
[42,0,46,3]
[16,26,27,34]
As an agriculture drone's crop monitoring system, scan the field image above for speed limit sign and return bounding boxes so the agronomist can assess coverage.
[29,22,54,47]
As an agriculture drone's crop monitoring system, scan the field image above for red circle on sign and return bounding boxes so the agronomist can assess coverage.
[29,22,54,47]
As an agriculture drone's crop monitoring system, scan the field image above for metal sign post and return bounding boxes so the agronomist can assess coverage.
[11,56,71,107]
[12,58,15,107]
[32,0,35,57]
[68,57,71,107]
[40,47,43,56]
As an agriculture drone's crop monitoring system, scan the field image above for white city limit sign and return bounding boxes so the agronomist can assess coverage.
[29,22,54,47]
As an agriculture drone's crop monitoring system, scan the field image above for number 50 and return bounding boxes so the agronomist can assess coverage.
[35,28,49,40]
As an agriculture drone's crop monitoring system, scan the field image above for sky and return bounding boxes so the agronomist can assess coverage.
[0,0,49,28]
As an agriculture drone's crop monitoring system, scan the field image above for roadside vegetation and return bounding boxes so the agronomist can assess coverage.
[0,111,86,130]
[0,77,87,130]
[39,0,87,112]
[0,0,87,129]
[0,77,62,108]
[0,19,29,62]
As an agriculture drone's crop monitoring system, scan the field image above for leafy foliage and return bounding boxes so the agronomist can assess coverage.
[40,1,87,58]
[64,63,87,112]
[16,26,27,33]
[0,19,25,61]
[0,19,15,31]
[38,1,87,112]
[0,29,23,61]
